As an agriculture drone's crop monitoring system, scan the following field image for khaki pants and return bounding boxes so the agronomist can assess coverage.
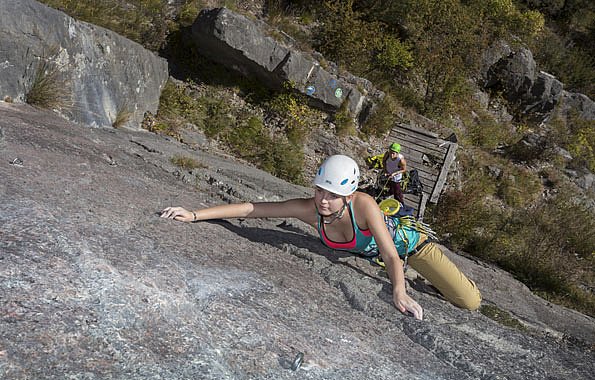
[408,239,482,310]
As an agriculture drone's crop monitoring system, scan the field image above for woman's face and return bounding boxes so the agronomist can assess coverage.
[314,187,346,215]
[390,150,398,159]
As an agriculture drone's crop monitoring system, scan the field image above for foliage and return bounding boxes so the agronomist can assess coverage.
[225,115,305,184]
[529,28,595,98]
[375,35,413,73]
[156,80,306,183]
[157,80,205,129]
[360,93,403,137]
[528,109,595,172]
[179,0,205,27]
[476,0,544,39]
[333,100,357,136]
[432,151,595,316]
[567,117,595,172]
[495,165,542,207]
[465,108,519,150]
[268,83,316,145]
[313,0,412,77]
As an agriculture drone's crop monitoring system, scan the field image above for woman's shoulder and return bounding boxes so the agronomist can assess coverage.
[352,192,383,227]
[353,192,379,209]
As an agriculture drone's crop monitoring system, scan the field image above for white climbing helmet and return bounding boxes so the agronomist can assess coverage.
[313,155,360,196]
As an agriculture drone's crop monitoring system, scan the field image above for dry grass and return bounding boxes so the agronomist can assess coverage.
[26,55,70,109]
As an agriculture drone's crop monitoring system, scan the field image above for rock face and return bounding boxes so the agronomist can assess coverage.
[0,0,168,129]
[191,7,383,124]
[483,44,594,121]
[1,102,594,379]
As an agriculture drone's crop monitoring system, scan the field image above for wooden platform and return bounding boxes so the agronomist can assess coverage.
[385,122,458,219]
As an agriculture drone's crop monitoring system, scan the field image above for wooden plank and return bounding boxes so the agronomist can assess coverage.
[388,127,445,146]
[394,148,444,169]
[429,142,458,203]
[389,138,446,157]
[395,122,440,139]
[391,139,447,159]
[410,165,440,179]
[390,125,443,146]
[401,192,429,220]
[390,133,448,156]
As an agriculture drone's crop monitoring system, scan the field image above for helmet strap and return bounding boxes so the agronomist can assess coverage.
[322,198,348,224]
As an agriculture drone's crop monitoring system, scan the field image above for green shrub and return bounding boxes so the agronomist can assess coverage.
[334,100,357,136]
[361,93,404,137]
[199,97,234,138]
[466,110,518,150]
[226,116,267,158]
[267,140,305,184]
[567,118,595,172]
[496,165,542,207]
[375,35,414,73]
[268,84,315,144]
[433,172,595,317]
[157,80,206,130]
[313,0,386,74]
[179,0,205,27]
[225,116,304,184]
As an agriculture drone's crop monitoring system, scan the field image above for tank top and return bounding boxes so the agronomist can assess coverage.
[317,202,373,252]
[385,153,404,182]
[317,202,421,258]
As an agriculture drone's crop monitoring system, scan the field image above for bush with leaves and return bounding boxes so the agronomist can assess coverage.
[433,149,594,317]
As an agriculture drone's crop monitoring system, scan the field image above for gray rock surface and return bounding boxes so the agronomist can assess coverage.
[191,7,383,123]
[0,0,168,129]
[1,102,594,379]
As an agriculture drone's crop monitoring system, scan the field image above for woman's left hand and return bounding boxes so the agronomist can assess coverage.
[393,291,423,320]
[160,206,194,222]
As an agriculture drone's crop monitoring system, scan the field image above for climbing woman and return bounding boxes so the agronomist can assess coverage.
[160,155,481,319]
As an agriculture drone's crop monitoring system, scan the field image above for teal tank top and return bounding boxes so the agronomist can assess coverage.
[317,202,374,252]
[317,203,420,258]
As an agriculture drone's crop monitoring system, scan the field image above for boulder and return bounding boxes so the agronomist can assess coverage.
[482,44,593,121]
[526,71,564,114]
[486,47,538,105]
[0,0,168,129]
[191,7,383,123]
[559,92,595,121]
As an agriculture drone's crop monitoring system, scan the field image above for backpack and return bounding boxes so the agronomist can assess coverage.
[377,198,435,238]
[368,203,438,267]
[402,169,423,195]
[365,154,385,169]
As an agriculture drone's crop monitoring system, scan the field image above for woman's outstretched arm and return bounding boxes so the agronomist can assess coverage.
[160,198,317,226]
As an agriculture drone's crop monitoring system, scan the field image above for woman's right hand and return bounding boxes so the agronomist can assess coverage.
[160,206,194,222]
[393,291,424,320]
